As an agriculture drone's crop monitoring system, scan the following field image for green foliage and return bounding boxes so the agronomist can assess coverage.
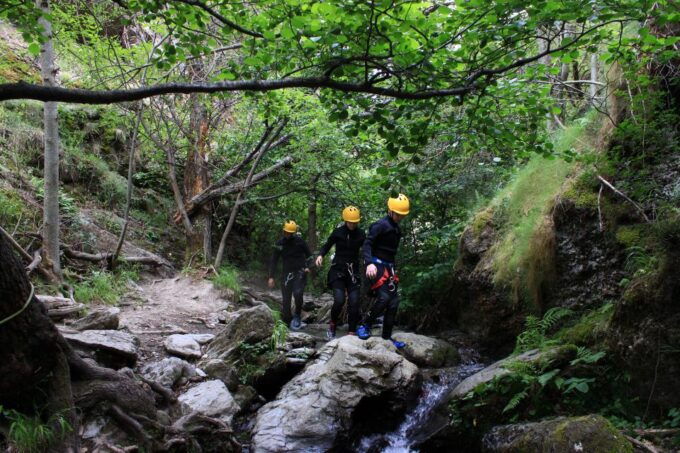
[557,303,614,346]
[270,310,289,351]
[63,147,127,207]
[236,341,275,385]
[515,307,573,353]
[1,406,71,453]
[73,267,139,305]
[211,266,242,301]
[0,188,25,226]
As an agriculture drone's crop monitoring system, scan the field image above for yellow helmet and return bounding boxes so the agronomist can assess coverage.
[342,206,361,223]
[387,193,410,215]
[283,220,297,233]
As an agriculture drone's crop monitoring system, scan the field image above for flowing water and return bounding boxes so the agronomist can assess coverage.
[357,364,484,453]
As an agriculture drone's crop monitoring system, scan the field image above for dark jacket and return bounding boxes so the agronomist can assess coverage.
[363,215,402,264]
[269,235,312,278]
[319,224,366,266]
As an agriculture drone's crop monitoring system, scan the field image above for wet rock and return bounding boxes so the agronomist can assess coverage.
[165,334,202,359]
[392,332,459,368]
[62,329,138,368]
[202,359,240,392]
[233,384,260,410]
[140,357,197,388]
[450,349,548,399]
[251,336,420,452]
[200,305,275,366]
[482,415,633,452]
[71,307,120,331]
[285,332,316,349]
[178,380,239,426]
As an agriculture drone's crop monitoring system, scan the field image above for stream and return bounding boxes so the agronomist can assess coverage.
[357,363,484,453]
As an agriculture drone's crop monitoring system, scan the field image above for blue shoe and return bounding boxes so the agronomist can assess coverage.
[390,339,406,349]
[356,325,371,340]
[290,316,302,330]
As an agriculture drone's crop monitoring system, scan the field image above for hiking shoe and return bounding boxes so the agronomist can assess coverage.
[290,316,302,330]
[356,325,371,340]
[390,339,406,349]
[326,322,337,340]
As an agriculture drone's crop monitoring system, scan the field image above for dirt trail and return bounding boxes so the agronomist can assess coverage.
[118,275,232,363]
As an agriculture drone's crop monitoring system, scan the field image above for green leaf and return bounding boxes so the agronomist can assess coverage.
[28,42,40,56]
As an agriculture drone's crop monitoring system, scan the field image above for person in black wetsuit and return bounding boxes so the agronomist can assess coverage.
[315,206,366,339]
[357,194,410,349]
[268,220,312,330]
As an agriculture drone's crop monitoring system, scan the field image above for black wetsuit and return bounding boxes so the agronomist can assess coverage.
[362,215,402,339]
[269,235,312,324]
[318,224,366,331]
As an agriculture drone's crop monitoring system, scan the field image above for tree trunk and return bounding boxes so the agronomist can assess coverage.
[38,0,61,278]
[307,179,319,253]
[184,94,212,264]
[590,53,599,104]
[0,233,77,451]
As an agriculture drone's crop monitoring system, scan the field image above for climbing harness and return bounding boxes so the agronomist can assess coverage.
[346,262,358,285]
[0,282,35,326]
[284,268,306,287]
[369,258,398,292]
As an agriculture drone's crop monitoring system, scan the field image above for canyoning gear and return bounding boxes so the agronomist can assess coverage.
[327,321,337,340]
[363,215,402,264]
[281,270,306,325]
[364,281,400,339]
[391,339,406,349]
[387,193,410,215]
[283,220,298,233]
[342,206,361,223]
[269,235,312,279]
[319,224,365,333]
[270,234,312,325]
[331,278,361,332]
[357,324,371,340]
[369,264,399,292]
[318,224,366,267]
[290,315,302,330]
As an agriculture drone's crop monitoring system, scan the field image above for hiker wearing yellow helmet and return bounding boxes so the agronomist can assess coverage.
[316,206,366,339]
[357,194,410,349]
[268,220,312,330]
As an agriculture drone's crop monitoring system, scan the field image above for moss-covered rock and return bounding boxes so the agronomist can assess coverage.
[481,415,633,453]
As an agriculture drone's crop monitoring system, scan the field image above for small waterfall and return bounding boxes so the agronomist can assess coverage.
[357,364,483,453]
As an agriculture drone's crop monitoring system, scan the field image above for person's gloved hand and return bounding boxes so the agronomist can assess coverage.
[267,277,275,289]
[366,263,377,279]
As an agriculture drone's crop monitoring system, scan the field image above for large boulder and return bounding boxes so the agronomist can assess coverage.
[200,304,275,366]
[450,349,545,398]
[251,336,420,452]
[392,332,459,368]
[165,334,202,359]
[62,329,138,368]
[178,380,240,426]
[482,415,633,452]
[71,307,120,331]
[139,357,197,389]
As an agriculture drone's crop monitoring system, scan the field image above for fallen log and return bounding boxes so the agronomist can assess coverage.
[37,294,73,308]
[26,249,43,274]
[47,303,86,319]
[63,247,172,268]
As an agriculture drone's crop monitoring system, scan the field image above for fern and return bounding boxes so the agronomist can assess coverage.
[515,308,572,353]
[503,389,528,413]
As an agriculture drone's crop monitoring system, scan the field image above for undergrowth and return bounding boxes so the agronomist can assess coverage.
[211,265,242,301]
[0,406,71,453]
[72,266,139,305]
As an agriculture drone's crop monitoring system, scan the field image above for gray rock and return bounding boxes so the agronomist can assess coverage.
[140,357,197,388]
[62,329,138,367]
[165,334,202,359]
[284,332,316,349]
[71,307,120,331]
[233,384,259,410]
[178,380,239,426]
[188,333,215,345]
[200,305,275,366]
[450,349,544,398]
[251,336,420,453]
[392,332,459,368]
[482,415,633,452]
[202,359,240,392]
